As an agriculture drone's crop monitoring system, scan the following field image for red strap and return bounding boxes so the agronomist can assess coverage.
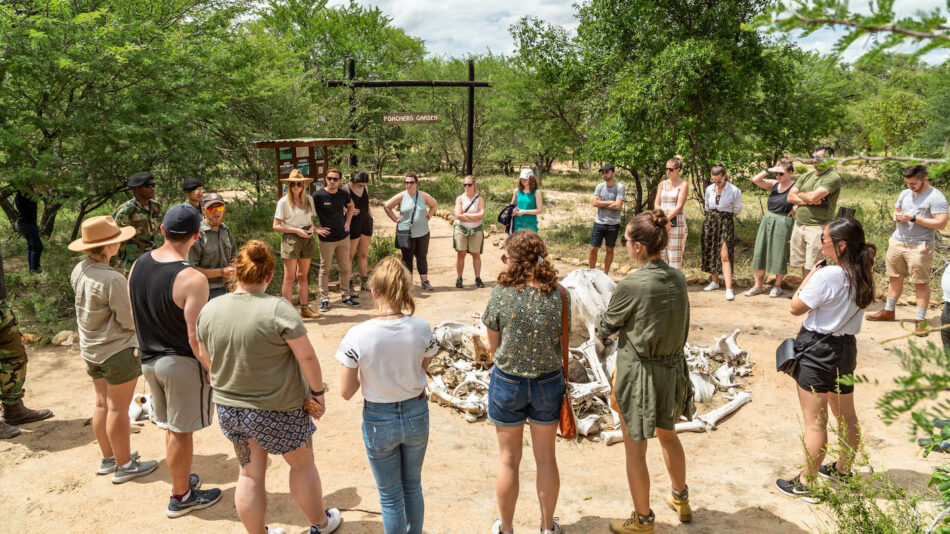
[556,285,570,378]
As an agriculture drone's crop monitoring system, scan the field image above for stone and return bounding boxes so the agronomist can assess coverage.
[685,274,698,284]
[874,288,885,300]
[765,274,777,285]
[20,333,42,344]
[51,330,76,346]
[782,275,803,289]
[329,282,340,292]
[615,265,632,275]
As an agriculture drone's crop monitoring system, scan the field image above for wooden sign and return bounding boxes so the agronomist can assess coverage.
[383,112,439,124]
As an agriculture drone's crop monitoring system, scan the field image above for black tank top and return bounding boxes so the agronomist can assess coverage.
[768,183,794,215]
[349,185,371,224]
[129,252,195,362]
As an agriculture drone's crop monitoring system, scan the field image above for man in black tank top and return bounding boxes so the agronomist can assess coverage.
[129,204,222,517]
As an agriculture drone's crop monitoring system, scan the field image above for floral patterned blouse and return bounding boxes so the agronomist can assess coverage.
[482,284,569,378]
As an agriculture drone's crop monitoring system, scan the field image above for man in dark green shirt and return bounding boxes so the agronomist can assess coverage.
[787,146,842,278]
[187,193,237,299]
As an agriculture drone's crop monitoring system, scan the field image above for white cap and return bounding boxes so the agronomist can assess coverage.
[519,168,535,179]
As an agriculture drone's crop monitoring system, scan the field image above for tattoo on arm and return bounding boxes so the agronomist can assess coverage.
[234,438,251,467]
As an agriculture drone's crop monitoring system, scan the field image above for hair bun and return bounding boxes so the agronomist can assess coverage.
[652,209,669,228]
[246,241,269,262]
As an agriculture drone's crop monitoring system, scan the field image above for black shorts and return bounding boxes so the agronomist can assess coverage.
[792,327,857,394]
[350,215,373,239]
[590,223,620,248]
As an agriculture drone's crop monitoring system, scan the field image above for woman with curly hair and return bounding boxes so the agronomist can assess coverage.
[482,231,568,534]
[599,210,694,534]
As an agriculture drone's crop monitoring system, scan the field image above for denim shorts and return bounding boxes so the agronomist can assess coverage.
[590,223,620,248]
[488,367,565,426]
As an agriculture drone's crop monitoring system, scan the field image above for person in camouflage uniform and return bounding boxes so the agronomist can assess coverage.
[113,171,163,271]
[0,249,53,439]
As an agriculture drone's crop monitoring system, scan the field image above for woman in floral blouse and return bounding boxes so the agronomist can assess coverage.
[482,230,569,534]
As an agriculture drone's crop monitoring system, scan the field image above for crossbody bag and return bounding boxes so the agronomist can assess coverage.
[395,192,419,250]
[776,306,862,376]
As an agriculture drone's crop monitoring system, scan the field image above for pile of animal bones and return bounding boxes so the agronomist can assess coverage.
[426,269,753,444]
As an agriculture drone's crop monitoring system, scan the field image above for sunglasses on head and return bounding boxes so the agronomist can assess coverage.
[206,205,225,213]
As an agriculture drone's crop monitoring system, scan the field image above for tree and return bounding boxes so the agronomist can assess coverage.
[863,90,928,156]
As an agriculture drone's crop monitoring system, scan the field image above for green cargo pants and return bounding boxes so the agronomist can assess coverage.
[0,301,28,406]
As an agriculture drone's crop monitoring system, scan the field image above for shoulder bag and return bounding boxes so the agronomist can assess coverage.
[556,284,577,439]
[776,306,862,376]
[395,192,419,250]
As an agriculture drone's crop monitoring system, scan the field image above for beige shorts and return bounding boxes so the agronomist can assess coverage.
[453,227,484,254]
[789,223,824,270]
[280,232,315,260]
[142,355,213,433]
[885,237,935,284]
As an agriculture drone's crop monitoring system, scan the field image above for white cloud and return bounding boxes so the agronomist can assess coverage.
[329,0,947,63]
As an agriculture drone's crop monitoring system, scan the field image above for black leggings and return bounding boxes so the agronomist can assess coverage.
[400,232,430,275]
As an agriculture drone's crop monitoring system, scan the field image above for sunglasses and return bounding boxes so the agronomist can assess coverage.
[774,172,786,176]
[326,176,341,182]
[206,205,225,213]
[665,168,677,172]
[144,182,156,188]
[290,183,304,188]
[621,236,637,247]
[405,180,417,185]
[463,183,474,187]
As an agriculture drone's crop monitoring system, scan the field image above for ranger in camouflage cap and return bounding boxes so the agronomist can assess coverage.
[113,171,164,270]
[0,249,53,439]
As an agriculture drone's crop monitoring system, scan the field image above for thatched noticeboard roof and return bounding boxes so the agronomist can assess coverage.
[254,138,357,148]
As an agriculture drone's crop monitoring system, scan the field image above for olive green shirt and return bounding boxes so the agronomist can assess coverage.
[187,221,237,289]
[597,260,694,442]
[197,292,310,412]
[482,285,569,378]
[794,168,841,226]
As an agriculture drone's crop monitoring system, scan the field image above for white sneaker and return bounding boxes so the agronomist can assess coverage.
[725,289,735,301]
[744,286,765,297]
[769,286,783,298]
[311,508,342,533]
[703,282,720,291]
[541,517,562,534]
[492,518,513,534]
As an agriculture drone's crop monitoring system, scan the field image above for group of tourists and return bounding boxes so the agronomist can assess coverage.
[2,152,947,533]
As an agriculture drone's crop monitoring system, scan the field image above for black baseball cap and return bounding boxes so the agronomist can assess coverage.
[127,171,154,187]
[599,164,615,172]
[162,204,202,236]
[182,177,203,192]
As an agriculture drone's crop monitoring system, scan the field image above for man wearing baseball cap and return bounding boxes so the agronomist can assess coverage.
[589,164,626,273]
[128,203,221,517]
[187,193,236,300]
[113,171,163,270]
[182,178,204,210]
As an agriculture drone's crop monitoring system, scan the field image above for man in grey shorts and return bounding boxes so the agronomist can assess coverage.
[129,204,221,518]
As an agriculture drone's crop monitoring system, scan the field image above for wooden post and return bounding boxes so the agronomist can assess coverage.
[348,58,357,169]
[465,60,475,176]
[274,148,282,201]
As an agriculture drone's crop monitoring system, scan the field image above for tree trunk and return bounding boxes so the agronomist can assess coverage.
[0,191,17,232]
[39,200,64,237]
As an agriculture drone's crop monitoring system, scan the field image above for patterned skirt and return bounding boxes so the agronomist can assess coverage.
[217,405,315,455]
[701,210,734,275]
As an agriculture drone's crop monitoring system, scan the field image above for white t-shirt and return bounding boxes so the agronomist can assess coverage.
[274,196,315,229]
[942,265,950,303]
[335,316,438,403]
[798,266,863,335]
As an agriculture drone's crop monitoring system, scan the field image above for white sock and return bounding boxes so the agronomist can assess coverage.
[120,460,133,469]
[885,297,897,311]
[917,307,927,321]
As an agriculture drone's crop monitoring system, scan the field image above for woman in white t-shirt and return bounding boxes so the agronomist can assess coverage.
[272,169,319,318]
[776,218,877,503]
[337,256,437,534]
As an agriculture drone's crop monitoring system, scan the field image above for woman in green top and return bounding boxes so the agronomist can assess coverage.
[196,240,341,534]
[482,231,567,534]
[510,168,543,233]
[597,210,694,534]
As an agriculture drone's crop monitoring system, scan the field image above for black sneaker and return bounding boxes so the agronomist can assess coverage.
[421,281,434,291]
[475,277,484,288]
[349,281,358,298]
[818,462,854,482]
[342,296,360,307]
[167,487,223,518]
[320,299,330,312]
[456,277,463,288]
[775,476,819,504]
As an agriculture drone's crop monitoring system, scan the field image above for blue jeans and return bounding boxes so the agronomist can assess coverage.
[362,396,429,534]
[17,222,43,271]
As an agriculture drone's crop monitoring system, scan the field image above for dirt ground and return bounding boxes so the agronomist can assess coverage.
[1,206,941,533]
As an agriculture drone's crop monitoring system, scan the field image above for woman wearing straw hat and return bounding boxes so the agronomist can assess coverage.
[69,216,159,483]
[273,169,320,318]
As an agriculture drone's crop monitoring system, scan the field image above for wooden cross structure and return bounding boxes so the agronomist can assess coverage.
[327,58,491,176]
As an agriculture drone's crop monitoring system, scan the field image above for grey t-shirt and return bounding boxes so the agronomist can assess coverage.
[594,182,626,225]
[892,187,949,244]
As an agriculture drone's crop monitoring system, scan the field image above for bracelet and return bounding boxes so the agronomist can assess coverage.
[310,388,325,396]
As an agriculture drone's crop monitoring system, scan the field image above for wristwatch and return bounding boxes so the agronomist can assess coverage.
[911,215,917,223]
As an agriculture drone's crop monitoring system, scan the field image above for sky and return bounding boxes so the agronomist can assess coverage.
[328,0,949,64]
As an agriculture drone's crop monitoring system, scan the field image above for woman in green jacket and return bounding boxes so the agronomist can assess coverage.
[597,209,695,534]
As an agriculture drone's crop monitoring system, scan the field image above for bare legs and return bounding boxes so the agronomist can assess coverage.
[91,377,137,465]
[349,235,371,284]
[753,269,785,290]
[495,423,560,532]
[589,246,615,273]
[797,386,861,484]
[281,258,312,307]
[456,251,482,279]
[619,417,687,517]
[167,430,194,496]
[233,437,330,533]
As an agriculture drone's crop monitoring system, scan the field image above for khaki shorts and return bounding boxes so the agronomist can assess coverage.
[280,232,315,260]
[885,237,935,284]
[84,347,142,385]
[453,227,484,254]
[789,223,824,270]
[141,355,213,433]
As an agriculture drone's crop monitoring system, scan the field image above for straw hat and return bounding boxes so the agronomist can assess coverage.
[279,169,313,185]
[68,216,136,252]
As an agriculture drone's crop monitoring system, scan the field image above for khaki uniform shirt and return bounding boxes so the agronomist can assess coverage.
[187,221,237,289]
[69,259,137,364]
[112,198,163,270]
[598,260,694,442]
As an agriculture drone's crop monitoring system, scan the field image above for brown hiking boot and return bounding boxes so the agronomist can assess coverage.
[298,304,321,319]
[667,488,692,523]
[866,308,895,321]
[0,420,21,439]
[2,400,53,426]
[609,510,654,533]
